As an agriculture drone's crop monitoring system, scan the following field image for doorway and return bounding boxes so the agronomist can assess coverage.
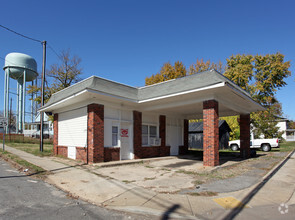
[120,122,132,160]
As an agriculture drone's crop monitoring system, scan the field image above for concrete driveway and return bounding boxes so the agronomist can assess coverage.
[91,155,236,193]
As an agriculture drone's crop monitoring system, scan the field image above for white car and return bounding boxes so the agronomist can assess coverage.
[229,137,279,152]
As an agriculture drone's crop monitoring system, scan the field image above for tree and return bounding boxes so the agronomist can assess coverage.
[251,103,284,139]
[189,59,225,75]
[220,116,240,140]
[224,53,291,139]
[145,61,186,85]
[28,49,83,104]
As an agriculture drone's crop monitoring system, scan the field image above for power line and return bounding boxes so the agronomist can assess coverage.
[0,24,65,66]
[47,44,63,61]
[0,24,42,43]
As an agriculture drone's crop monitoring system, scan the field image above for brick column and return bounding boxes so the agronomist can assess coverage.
[184,119,189,152]
[53,114,58,155]
[203,100,219,166]
[133,111,142,159]
[159,115,166,156]
[87,104,104,163]
[240,114,250,159]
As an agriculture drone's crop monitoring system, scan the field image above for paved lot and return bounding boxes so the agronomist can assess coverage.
[0,158,154,220]
[3,145,295,219]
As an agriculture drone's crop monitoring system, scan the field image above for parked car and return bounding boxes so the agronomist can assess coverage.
[229,135,279,152]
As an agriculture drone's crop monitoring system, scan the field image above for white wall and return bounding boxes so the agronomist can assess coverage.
[166,117,183,155]
[58,107,87,147]
[104,106,132,147]
[277,121,287,139]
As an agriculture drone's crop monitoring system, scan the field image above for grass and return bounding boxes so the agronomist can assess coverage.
[122,180,136,184]
[144,177,156,181]
[189,191,218,197]
[4,142,53,157]
[0,150,46,176]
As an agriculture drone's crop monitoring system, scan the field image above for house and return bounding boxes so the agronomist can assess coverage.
[39,69,264,166]
[23,112,53,138]
[276,117,295,141]
[189,120,231,150]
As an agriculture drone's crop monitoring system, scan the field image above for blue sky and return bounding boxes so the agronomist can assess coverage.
[1,0,294,120]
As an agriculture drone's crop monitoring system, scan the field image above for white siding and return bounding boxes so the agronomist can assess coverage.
[277,121,287,139]
[142,114,158,125]
[104,106,132,148]
[58,107,87,147]
[166,117,183,155]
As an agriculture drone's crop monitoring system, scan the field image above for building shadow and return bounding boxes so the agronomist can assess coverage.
[222,150,294,220]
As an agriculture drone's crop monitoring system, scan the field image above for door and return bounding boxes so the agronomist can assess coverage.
[167,126,180,155]
[120,123,131,160]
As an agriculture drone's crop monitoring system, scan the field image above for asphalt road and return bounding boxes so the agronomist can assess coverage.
[0,158,153,220]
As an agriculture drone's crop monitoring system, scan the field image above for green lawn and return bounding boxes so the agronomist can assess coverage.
[4,142,53,157]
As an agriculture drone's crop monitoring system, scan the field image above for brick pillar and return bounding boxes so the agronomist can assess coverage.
[133,111,142,159]
[159,115,166,156]
[240,114,250,159]
[203,100,219,166]
[87,104,104,163]
[53,114,58,155]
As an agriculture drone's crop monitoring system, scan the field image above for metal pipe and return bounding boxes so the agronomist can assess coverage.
[31,81,34,122]
[18,80,22,133]
[16,80,19,134]
[22,69,26,133]
[40,40,47,152]
[3,69,7,119]
[5,69,10,133]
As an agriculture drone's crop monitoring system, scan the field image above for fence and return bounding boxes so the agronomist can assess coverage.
[286,135,295,142]
[0,133,53,144]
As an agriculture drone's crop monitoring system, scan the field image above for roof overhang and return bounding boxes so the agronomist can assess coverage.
[40,82,264,118]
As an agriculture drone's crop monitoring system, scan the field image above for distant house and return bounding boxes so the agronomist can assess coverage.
[189,120,232,149]
[24,112,53,138]
[276,117,295,142]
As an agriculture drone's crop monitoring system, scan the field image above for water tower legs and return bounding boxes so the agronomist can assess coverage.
[3,68,10,133]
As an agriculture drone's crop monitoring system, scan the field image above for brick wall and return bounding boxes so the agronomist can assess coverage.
[203,100,219,166]
[53,114,58,155]
[87,104,104,163]
[240,114,250,159]
[76,147,87,163]
[182,119,189,154]
[139,146,170,158]
[104,147,120,162]
[159,115,169,156]
[56,145,67,157]
[133,111,142,159]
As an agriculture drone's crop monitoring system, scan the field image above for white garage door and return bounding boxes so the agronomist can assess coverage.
[58,107,87,147]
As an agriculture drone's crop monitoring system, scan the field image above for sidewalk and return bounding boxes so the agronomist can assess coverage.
[3,145,295,219]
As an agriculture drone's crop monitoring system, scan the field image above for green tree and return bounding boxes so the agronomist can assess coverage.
[224,53,291,139]
[224,54,254,92]
[220,116,240,140]
[251,103,284,139]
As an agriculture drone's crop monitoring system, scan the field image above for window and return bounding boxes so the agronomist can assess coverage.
[112,126,118,146]
[142,125,157,146]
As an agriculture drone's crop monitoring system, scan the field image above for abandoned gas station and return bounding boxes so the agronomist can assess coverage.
[39,69,264,166]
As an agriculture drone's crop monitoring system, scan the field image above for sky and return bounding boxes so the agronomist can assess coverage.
[0,0,294,120]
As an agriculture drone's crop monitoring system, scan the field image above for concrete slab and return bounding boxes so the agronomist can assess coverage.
[103,187,157,207]
[142,193,193,216]
[46,168,133,205]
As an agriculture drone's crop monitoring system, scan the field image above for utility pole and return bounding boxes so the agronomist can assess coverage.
[40,41,46,152]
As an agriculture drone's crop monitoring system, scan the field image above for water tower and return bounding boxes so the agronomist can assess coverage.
[3,52,38,133]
